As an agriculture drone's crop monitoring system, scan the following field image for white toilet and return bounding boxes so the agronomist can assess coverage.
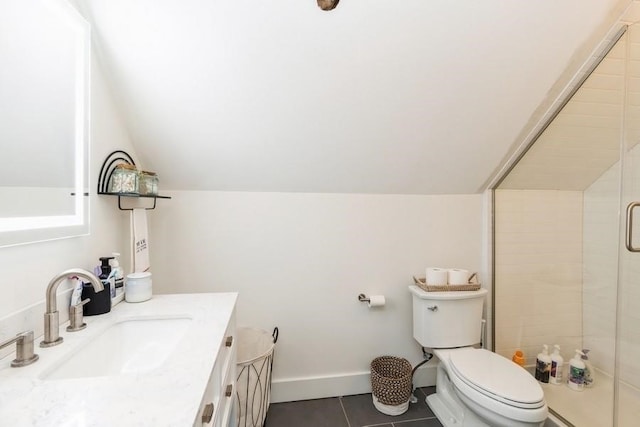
[409,285,548,427]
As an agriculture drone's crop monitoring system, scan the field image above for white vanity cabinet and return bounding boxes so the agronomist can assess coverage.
[196,310,237,427]
[0,293,239,427]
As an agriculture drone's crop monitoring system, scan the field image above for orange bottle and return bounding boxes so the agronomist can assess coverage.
[512,350,525,367]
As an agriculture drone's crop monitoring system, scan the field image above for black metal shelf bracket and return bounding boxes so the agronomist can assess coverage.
[97,150,171,211]
[118,194,156,211]
[97,150,136,194]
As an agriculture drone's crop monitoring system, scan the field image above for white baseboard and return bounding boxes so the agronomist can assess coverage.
[270,363,437,403]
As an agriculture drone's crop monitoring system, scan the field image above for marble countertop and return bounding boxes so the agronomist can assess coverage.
[0,292,238,427]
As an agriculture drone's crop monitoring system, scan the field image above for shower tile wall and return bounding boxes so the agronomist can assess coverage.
[583,161,619,377]
[497,144,640,387]
[494,190,583,365]
[583,142,640,388]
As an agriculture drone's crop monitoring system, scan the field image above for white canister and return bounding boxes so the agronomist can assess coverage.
[125,272,152,303]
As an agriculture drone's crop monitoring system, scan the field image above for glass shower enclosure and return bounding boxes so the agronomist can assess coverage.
[493,24,640,426]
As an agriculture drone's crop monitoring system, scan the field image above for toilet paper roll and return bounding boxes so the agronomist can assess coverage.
[367,295,386,308]
[426,268,448,286]
[448,269,470,285]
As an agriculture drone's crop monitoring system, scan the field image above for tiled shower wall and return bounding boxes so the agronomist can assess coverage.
[582,161,619,377]
[494,189,583,365]
[495,25,640,390]
[496,160,639,387]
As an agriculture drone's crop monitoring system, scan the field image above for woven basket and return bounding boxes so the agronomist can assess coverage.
[412,276,481,292]
[370,356,412,406]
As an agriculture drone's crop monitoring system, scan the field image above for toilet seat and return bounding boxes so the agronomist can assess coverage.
[434,348,547,425]
[447,348,545,410]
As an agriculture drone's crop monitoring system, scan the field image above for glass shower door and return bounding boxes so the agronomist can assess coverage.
[616,22,640,427]
[493,26,628,426]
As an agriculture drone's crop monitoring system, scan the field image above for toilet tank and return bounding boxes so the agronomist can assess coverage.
[409,286,488,348]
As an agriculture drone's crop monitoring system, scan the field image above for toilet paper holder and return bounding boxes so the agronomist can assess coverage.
[358,293,386,308]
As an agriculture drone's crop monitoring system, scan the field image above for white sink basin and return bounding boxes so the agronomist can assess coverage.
[42,317,191,380]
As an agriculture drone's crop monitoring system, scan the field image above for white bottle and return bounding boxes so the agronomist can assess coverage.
[568,350,586,391]
[550,345,564,385]
[111,252,125,290]
[535,344,551,383]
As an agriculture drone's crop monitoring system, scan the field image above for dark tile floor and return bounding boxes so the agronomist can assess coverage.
[265,387,443,427]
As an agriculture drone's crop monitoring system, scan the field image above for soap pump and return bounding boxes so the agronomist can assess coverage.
[535,344,551,383]
[550,344,564,385]
[568,349,586,391]
[99,256,114,279]
[111,252,124,290]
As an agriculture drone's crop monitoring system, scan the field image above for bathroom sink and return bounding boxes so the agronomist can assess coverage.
[41,317,191,380]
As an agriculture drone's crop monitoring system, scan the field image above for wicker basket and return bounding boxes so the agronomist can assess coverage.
[370,356,412,406]
[412,276,481,292]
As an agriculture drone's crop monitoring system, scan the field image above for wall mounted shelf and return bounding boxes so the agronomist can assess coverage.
[97,150,171,211]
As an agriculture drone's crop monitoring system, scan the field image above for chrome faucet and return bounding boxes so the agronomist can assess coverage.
[41,268,104,348]
[0,331,39,367]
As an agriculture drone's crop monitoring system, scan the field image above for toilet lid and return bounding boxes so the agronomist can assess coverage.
[449,348,544,408]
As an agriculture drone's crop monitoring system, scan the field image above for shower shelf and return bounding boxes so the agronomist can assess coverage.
[97,150,171,211]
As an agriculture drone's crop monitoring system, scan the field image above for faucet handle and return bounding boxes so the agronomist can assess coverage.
[67,298,91,332]
[0,331,39,367]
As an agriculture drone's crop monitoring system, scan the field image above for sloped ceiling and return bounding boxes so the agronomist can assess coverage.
[77,0,628,194]
[499,33,626,191]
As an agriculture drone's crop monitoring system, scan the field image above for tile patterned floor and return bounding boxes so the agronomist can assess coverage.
[265,387,443,427]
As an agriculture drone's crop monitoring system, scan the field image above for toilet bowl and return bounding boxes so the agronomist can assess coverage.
[408,285,548,427]
[430,347,547,427]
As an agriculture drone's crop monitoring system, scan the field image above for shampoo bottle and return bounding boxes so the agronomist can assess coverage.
[582,349,594,387]
[568,350,586,391]
[535,344,551,383]
[550,344,564,385]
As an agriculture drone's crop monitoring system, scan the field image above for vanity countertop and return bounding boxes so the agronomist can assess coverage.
[0,292,238,427]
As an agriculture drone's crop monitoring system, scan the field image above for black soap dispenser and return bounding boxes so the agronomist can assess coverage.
[98,256,113,281]
[81,256,113,316]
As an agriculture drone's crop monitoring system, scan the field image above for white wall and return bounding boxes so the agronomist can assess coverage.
[0,57,135,344]
[149,191,483,401]
[0,28,486,404]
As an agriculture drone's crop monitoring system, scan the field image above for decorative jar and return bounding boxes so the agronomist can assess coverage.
[139,171,159,195]
[108,164,139,193]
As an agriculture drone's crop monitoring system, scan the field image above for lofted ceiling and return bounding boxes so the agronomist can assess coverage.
[499,32,626,191]
[75,0,630,194]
